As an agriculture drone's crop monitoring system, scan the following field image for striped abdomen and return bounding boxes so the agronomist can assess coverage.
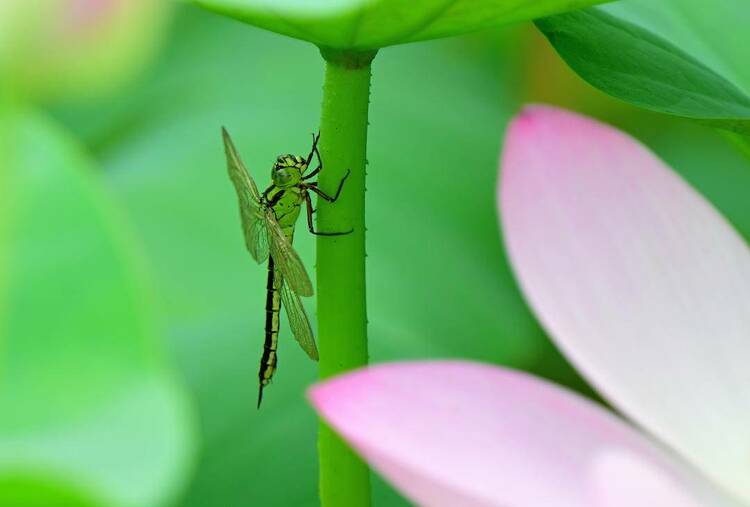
[258,256,282,407]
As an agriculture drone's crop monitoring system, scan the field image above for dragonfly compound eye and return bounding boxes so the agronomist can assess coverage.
[273,168,294,186]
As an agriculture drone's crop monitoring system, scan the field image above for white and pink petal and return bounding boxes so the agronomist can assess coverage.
[500,105,750,503]
[310,361,735,507]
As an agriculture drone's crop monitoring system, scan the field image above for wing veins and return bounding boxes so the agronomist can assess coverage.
[266,208,313,297]
[280,280,318,361]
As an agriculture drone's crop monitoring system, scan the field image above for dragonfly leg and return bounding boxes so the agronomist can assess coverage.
[304,131,321,169]
[303,135,323,180]
[303,190,352,236]
[306,169,350,202]
[303,164,322,181]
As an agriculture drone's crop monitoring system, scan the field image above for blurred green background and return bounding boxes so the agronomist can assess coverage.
[3,2,750,506]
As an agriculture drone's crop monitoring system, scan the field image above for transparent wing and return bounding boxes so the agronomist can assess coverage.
[280,280,318,361]
[266,209,314,297]
[222,127,269,263]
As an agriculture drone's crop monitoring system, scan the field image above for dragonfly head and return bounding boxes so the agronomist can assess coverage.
[272,154,306,187]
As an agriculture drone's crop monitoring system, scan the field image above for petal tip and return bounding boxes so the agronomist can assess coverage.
[508,104,544,135]
[512,103,566,125]
[306,376,346,415]
[503,104,577,172]
[307,366,377,419]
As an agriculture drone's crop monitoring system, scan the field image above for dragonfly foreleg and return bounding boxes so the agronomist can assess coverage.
[303,190,353,236]
[306,169,350,202]
[303,165,321,181]
[304,131,321,169]
[302,134,323,180]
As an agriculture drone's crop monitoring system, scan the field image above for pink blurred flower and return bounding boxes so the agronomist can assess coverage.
[0,0,170,101]
[309,106,750,506]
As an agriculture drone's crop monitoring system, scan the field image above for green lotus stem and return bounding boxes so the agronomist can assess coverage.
[315,48,376,507]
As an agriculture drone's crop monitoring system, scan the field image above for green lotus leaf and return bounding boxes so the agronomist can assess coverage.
[192,0,610,50]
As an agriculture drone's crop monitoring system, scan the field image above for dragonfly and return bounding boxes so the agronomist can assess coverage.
[221,128,350,408]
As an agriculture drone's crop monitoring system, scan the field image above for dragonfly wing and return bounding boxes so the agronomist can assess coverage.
[266,209,314,297]
[222,127,269,263]
[280,280,318,361]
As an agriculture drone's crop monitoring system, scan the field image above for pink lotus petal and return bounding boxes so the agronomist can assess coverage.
[500,105,750,503]
[309,361,733,507]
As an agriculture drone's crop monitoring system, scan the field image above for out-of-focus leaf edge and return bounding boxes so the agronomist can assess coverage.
[0,109,197,507]
[535,8,750,136]
[191,0,614,51]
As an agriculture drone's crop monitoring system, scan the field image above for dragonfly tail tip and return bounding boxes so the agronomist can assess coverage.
[257,384,264,409]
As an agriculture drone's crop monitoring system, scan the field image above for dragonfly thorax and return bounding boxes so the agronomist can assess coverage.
[272,154,307,187]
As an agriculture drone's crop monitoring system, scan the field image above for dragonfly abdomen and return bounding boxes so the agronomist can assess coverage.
[258,257,282,406]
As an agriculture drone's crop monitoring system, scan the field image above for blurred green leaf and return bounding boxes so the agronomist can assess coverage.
[723,132,750,162]
[0,109,195,507]
[192,0,609,50]
[0,475,98,507]
[536,0,750,135]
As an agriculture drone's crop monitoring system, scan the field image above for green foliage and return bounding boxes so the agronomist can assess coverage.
[0,109,195,507]
[192,0,609,50]
[536,0,750,136]
[50,5,750,507]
